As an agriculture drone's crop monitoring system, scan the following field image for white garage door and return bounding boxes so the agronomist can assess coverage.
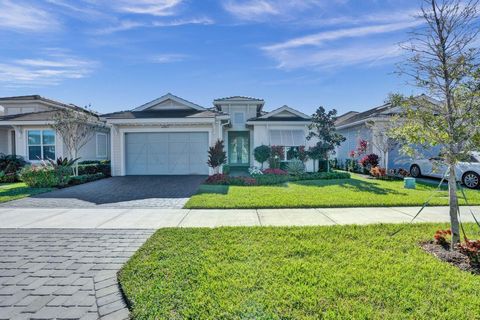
[125,132,209,175]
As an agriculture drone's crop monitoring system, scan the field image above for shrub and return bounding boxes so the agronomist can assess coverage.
[254,145,271,168]
[255,174,290,185]
[262,168,288,175]
[286,159,305,176]
[205,174,230,185]
[370,167,387,178]
[458,239,480,267]
[298,171,351,181]
[78,162,111,176]
[0,171,16,183]
[269,146,284,169]
[360,154,380,169]
[0,154,28,181]
[207,140,227,174]
[228,177,258,186]
[68,173,105,186]
[19,166,70,188]
[434,229,451,246]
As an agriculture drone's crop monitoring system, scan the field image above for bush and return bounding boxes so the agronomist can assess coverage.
[205,174,230,185]
[19,166,71,188]
[360,154,380,169]
[254,145,271,168]
[205,174,257,186]
[255,174,290,185]
[269,146,284,169]
[370,166,387,178]
[262,168,288,175]
[68,173,105,186]
[458,239,480,267]
[298,171,351,181]
[207,140,227,174]
[286,159,305,176]
[0,154,28,181]
[78,162,111,176]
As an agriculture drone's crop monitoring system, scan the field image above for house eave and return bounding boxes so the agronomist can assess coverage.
[246,120,311,125]
[0,120,54,126]
[105,118,216,125]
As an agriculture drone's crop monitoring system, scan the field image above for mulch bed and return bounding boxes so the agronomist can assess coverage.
[421,241,480,275]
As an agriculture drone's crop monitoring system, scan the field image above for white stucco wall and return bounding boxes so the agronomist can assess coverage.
[336,124,373,164]
[0,128,9,154]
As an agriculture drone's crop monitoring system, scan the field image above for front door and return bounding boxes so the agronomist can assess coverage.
[228,131,250,167]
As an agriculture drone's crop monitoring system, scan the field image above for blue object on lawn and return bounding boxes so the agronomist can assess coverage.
[404,177,416,189]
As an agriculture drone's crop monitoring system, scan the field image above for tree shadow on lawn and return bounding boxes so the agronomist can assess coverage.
[292,178,407,196]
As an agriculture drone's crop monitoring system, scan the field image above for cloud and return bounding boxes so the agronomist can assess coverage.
[96,16,213,34]
[0,51,98,86]
[223,0,280,20]
[0,0,60,32]
[115,0,183,16]
[151,54,188,63]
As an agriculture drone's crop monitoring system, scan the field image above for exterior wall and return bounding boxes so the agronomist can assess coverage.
[62,131,111,162]
[335,124,373,165]
[0,128,9,154]
[110,123,218,176]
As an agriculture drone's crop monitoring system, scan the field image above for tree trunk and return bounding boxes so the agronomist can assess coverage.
[74,149,79,176]
[448,164,460,248]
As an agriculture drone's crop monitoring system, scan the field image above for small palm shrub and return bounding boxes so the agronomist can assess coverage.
[0,154,28,182]
[286,159,305,176]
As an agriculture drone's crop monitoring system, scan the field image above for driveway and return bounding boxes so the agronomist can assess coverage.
[0,229,154,320]
[0,176,206,209]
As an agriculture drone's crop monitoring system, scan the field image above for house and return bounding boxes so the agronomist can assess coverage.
[0,95,110,163]
[335,97,441,171]
[102,93,316,176]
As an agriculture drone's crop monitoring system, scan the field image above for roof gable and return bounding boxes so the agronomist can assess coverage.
[259,105,310,120]
[133,93,205,112]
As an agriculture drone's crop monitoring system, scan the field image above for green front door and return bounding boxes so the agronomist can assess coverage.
[228,131,250,167]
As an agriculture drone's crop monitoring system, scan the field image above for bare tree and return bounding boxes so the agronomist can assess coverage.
[366,120,398,170]
[51,108,105,175]
[392,0,480,247]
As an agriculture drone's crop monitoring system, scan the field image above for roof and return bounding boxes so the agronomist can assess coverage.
[248,116,310,122]
[101,110,219,119]
[133,93,205,112]
[213,96,265,102]
[0,111,60,122]
[258,105,310,120]
[335,103,394,127]
[0,95,98,116]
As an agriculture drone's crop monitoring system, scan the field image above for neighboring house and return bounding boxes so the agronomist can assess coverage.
[103,93,316,176]
[335,97,440,171]
[0,95,110,163]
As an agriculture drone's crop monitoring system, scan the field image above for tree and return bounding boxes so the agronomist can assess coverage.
[307,143,326,172]
[391,0,480,248]
[51,108,104,176]
[254,145,271,169]
[207,140,227,174]
[307,107,346,172]
[366,120,398,170]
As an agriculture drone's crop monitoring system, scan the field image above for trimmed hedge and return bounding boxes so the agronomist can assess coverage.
[19,166,72,188]
[78,160,111,176]
[68,173,105,186]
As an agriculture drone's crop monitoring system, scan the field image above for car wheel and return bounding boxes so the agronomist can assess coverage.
[410,165,422,178]
[462,172,480,189]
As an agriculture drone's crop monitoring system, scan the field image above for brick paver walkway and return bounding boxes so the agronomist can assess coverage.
[0,229,154,320]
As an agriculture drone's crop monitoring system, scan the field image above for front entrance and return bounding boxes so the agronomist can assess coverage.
[228,131,250,167]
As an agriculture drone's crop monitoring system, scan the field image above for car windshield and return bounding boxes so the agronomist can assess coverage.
[471,153,480,162]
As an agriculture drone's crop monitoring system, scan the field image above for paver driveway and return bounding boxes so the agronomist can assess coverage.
[0,176,206,209]
[0,229,154,320]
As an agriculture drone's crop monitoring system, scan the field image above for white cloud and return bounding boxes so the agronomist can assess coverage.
[115,0,183,16]
[0,51,97,86]
[0,0,59,32]
[151,54,188,63]
[223,0,279,20]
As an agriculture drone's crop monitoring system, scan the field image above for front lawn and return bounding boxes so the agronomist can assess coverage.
[185,174,480,208]
[119,224,480,319]
[0,182,53,203]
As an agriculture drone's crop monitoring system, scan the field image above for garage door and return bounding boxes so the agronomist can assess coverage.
[125,132,209,175]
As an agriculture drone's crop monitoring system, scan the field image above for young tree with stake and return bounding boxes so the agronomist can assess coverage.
[391,0,480,248]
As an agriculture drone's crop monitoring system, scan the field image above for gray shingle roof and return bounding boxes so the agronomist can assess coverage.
[0,95,98,116]
[101,110,219,119]
[213,96,264,102]
[0,111,59,122]
[335,103,393,127]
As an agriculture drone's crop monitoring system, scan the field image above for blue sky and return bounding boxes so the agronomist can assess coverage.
[0,0,423,115]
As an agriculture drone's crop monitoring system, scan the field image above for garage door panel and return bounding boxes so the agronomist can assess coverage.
[125,132,209,175]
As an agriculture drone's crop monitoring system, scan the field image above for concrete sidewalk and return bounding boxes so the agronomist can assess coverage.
[0,206,479,229]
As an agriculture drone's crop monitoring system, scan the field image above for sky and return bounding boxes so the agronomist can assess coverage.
[0,0,424,115]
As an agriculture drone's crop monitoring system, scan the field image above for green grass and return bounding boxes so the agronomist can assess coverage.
[185,174,480,209]
[0,182,53,203]
[119,224,480,319]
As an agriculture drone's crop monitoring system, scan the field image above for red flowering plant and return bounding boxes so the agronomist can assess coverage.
[357,139,368,156]
[458,239,480,267]
[349,150,356,158]
[434,229,452,246]
[205,174,230,185]
[359,153,380,169]
[262,168,288,175]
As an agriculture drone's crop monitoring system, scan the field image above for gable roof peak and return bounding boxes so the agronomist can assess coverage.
[133,93,205,112]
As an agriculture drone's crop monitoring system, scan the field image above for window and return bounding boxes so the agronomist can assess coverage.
[233,112,245,125]
[27,130,55,160]
[96,133,108,158]
[269,130,305,146]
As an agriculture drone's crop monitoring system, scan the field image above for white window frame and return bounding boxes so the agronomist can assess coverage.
[96,133,108,158]
[27,130,56,161]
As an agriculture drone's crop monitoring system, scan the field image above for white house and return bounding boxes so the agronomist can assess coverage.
[0,95,110,163]
[103,93,316,176]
